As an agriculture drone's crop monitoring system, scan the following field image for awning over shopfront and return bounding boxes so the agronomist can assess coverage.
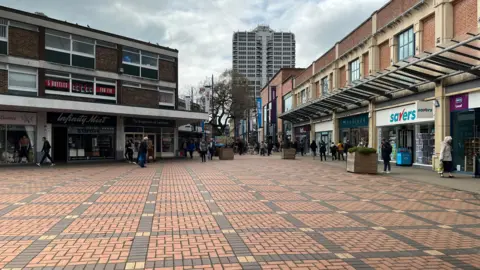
[0,95,208,126]
[280,32,480,124]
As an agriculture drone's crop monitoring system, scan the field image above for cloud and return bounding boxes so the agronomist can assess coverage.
[2,0,388,95]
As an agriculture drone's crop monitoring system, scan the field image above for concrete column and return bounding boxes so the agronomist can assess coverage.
[36,111,47,163]
[433,80,450,170]
[389,37,396,66]
[174,127,179,157]
[478,0,480,31]
[369,38,379,74]
[332,112,339,144]
[116,116,124,160]
[434,0,453,46]
[368,101,377,149]
[310,120,315,144]
[414,22,422,55]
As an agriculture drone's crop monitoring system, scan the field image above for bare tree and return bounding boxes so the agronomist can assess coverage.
[196,69,254,136]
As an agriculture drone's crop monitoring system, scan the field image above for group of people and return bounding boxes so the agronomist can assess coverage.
[182,139,217,162]
[309,140,351,161]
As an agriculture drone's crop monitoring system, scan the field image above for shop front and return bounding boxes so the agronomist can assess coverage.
[450,92,480,172]
[339,114,369,147]
[375,101,434,167]
[294,125,310,153]
[47,112,116,162]
[314,120,333,155]
[0,111,37,164]
[123,117,175,160]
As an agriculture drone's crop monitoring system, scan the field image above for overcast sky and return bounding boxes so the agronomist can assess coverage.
[2,0,388,95]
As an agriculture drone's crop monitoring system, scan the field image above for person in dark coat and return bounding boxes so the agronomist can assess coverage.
[319,141,327,161]
[330,142,337,161]
[267,140,273,156]
[138,137,148,168]
[310,140,317,159]
[381,139,393,173]
[300,140,305,156]
[344,140,351,158]
[37,137,55,166]
[187,140,195,159]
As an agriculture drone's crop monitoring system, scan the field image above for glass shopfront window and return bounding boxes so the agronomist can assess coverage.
[415,123,435,165]
[162,128,175,154]
[0,125,35,164]
[451,109,480,172]
[378,127,398,162]
[67,127,115,160]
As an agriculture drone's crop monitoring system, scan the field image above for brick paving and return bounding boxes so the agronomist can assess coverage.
[0,156,478,269]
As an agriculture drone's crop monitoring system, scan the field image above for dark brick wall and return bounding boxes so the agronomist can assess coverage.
[8,26,39,59]
[379,41,390,70]
[120,87,159,108]
[0,69,7,94]
[294,65,313,88]
[158,59,176,82]
[453,0,477,37]
[377,0,421,30]
[96,46,118,73]
[422,14,435,52]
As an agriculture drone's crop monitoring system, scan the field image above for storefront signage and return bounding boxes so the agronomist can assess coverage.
[450,94,469,111]
[315,121,333,132]
[124,117,174,127]
[45,79,69,91]
[0,111,36,125]
[96,84,116,96]
[339,114,369,129]
[468,91,480,109]
[270,86,277,124]
[47,112,116,126]
[295,125,310,134]
[376,101,434,127]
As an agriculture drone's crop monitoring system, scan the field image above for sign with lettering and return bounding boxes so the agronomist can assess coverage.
[0,111,37,125]
[450,94,468,111]
[45,79,69,92]
[96,84,116,96]
[339,114,369,129]
[376,101,434,127]
[123,117,174,127]
[47,112,116,126]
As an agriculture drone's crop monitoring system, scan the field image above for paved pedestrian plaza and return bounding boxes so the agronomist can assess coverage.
[0,156,479,270]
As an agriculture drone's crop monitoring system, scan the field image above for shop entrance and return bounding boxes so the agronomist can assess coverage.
[397,127,414,166]
[52,126,67,163]
[451,109,480,172]
[146,134,156,161]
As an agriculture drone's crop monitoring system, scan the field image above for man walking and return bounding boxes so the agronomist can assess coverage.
[37,137,55,166]
[381,139,392,173]
[319,141,327,161]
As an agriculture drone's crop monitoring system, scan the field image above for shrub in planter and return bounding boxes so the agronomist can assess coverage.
[346,147,377,174]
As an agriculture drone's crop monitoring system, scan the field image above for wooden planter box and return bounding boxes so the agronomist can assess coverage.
[219,148,234,160]
[346,152,378,174]
[282,148,296,159]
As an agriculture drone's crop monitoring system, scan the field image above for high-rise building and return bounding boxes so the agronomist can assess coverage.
[232,26,295,98]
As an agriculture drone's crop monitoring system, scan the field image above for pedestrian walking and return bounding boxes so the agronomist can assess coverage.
[310,140,317,159]
[381,139,392,173]
[187,140,195,159]
[208,139,216,160]
[18,136,30,163]
[330,142,337,161]
[260,141,266,156]
[182,141,188,158]
[300,140,305,156]
[199,140,208,162]
[267,140,273,156]
[440,136,454,178]
[319,141,327,161]
[125,139,134,163]
[37,137,55,166]
[292,140,298,156]
[137,137,148,168]
[344,140,351,159]
[337,142,345,161]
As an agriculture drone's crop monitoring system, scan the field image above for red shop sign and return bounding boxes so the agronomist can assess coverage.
[96,85,115,96]
[45,79,69,90]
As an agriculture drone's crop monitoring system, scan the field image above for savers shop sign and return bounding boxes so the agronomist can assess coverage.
[376,101,434,126]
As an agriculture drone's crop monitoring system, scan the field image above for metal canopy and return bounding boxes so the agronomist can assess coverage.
[279,32,480,124]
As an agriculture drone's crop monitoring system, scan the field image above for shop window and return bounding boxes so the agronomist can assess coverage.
[8,65,37,92]
[321,76,329,95]
[45,29,95,69]
[68,127,115,161]
[162,128,174,154]
[45,71,116,99]
[398,27,414,61]
[122,47,158,80]
[349,59,360,82]
[283,94,292,112]
[0,124,36,164]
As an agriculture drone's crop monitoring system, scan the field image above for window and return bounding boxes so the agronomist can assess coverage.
[349,59,360,82]
[321,76,329,95]
[283,94,293,112]
[122,48,159,80]
[0,19,7,55]
[159,90,174,106]
[45,71,116,100]
[8,65,37,92]
[45,29,95,69]
[301,89,307,104]
[398,27,415,61]
[123,82,175,106]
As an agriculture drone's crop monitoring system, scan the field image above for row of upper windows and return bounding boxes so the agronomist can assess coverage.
[0,19,175,82]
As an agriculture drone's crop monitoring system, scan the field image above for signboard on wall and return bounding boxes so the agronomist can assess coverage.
[339,114,369,129]
[469,91,480,109]
[256,97,262,127]
[124,117,174,127]
[376,101,434,127]
[270,86,277,124]
[47,112,116,126]
[0,111,37,125]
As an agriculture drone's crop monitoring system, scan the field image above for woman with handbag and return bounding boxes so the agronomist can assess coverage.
[439,136,454,178]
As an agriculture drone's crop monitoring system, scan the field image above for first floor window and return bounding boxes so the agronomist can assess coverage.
[159,91,174,106]
[321,76,329,95]
[350,59,360,82]
[8,65,37,92]
[398,27,414,61]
